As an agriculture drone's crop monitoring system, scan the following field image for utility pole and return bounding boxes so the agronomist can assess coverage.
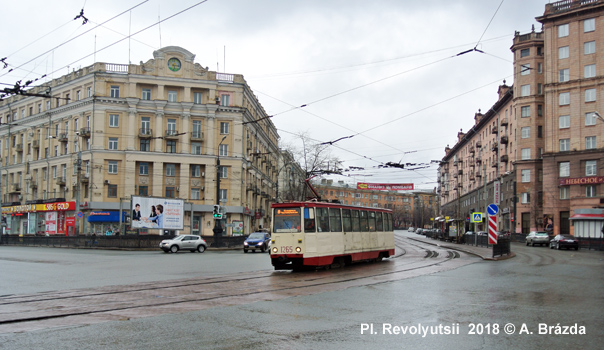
[75,139,82,235]
[213,136,227,244]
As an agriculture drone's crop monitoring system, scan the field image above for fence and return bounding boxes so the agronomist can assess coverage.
[0,234,247,249]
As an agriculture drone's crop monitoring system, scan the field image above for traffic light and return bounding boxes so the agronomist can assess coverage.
[213,205,222,219]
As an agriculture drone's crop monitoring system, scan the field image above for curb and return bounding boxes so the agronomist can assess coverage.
[408,237,516,261]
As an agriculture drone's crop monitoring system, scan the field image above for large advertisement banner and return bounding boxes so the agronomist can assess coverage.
[131,196,184,230]
[357,182,414,191]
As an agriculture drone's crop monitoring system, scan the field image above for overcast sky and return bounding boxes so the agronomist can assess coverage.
[1,0,552,190]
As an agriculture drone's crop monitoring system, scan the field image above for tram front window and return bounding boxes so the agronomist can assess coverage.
[273,208,301,233]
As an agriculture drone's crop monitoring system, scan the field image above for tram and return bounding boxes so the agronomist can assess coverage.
[270,201,395,270]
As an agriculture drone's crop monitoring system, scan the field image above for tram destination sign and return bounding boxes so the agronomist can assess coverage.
[357,182,414,191]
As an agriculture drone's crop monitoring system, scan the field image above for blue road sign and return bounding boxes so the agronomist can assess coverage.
[77,211,84,218]
[487,204,499,216]
[472,213,483,223]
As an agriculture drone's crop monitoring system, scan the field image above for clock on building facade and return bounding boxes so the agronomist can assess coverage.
[167,57,181,72]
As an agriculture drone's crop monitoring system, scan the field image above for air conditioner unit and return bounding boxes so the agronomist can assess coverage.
[104,180,110,185]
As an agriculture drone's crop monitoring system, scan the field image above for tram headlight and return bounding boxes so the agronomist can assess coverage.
[272,247,278,253]
[295,247,302,253]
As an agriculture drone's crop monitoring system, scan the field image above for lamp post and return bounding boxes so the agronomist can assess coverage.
[213,136,227,244]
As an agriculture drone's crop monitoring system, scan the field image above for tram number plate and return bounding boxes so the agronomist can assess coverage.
[279,246,293,254]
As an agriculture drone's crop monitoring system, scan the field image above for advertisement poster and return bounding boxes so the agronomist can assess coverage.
[45,212,57,235]
[232,221,244,235]
[357,182,414,191]
[130,196,184,230]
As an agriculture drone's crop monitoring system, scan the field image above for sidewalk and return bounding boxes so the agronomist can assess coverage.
[408,236,516,261]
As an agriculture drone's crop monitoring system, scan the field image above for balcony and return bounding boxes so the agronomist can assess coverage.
[492,162,498,168]
[469,175,475,181]
[79,127,91,138]
[15,143,23,152]
[492,126,498,134]
[500,118,508,126]
[476,141,482,148]
[458,169,463,175]
[58,133,68,142]
[81,174,89,183]
[476,173,482,178]
[56,177,66,186]
[32,140,40,149]
[10,183,21,192]
[475,156,482,163]
[190,131,204,141]
[164,130,180,139]
[29,182,37,189]
[500,155,509,163]
[469,147,475,154]
[500,136,509,144]
[139,128,153,138]
[491,142,498,152]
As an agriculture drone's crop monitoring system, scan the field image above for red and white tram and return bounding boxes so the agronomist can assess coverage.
[270,201,395,270]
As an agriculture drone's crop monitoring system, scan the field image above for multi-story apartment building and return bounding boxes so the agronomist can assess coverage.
[0,46,279,236]
[439,0,604,236]
[313,179,437,229]
[537,0,604,236]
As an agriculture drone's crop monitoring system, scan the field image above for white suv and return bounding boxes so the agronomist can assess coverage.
[408,227,415,232]
[159,235,207,253]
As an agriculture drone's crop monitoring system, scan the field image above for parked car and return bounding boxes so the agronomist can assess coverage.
[416,228,423,235]
[244,232,271,253]
[526,231,550,246]
[408,227,415,232]
[159,235,207,253]
[549,234,579,250]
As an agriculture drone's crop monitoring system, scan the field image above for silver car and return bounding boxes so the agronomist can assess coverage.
[526,231,550,247]
[159,235,207,253]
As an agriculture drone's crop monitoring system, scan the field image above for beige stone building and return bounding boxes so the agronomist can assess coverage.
[0,46,279,236]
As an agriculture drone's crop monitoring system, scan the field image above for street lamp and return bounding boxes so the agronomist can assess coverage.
[594,111,603,122]
[213,136,227,243]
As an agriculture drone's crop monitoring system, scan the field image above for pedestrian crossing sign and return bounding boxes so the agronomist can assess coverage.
[472,212,483,223]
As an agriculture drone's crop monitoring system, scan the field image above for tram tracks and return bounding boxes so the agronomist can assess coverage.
[0,235,475,333]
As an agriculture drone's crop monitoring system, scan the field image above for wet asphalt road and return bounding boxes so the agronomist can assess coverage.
[1,231,603,349]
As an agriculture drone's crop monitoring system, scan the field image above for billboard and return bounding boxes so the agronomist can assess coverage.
[357,182,414,191]
[131,196,185,230]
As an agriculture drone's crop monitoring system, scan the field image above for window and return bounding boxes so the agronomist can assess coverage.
[165,187,175,198]
[108,161,118,174]
[109,114,119,127]
[220,94,230,106]
[138,186,148,196]
[191,142,202,155]
[586,112,599,126]
[191,188,201,200]
[586,160,597,176]
[538,84,543,95]
[139,162,149,175]
[558,24,569,37]
[142,88,151,100]
[559,69,569,82]
[52,166,57,178]
[110,85,120,98]
[220,166,227,179]
[521,64,530,75]
[521,106,531,118]
[140,139,150,152]
[537,63,543,74]
[37,103,42,113]
[584,18,595,32]
[585,89,596,102]
[586,185,597,198]
[108,184,118,198]
[559,162,570,177]
[87,87,92,97]
[586,136,597,149]
[560,186,570,200]
[76,90,81,101]
[219,189,227,202]
[108,138,118,150]
[168,90,177,102]
[521,85,530,97]
[192,120,202,138]
[166,164,175,176]
[521,127,530,139]
[538,125,543,138]
[521,169,531,183]
[559,115,570,128]
[521,192,530,204]
[193,92,202,104]
[520,48,530,57]
[559,46,569,59]
[559,92,570,105]
[219,144,228,156]
[191,165,201,177]
[521,148,531,160]
[167,119,176,134]
[585,41,596,55]
[54,145,58,157]
[166,140,176,153]
[537,104,543,116]
[584,64,596,78]
[560,139,570,151]
[220,122,229,134]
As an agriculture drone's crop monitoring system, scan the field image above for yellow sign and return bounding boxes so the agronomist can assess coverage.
[471,212,483,223]
[430,218,434,221]
[445,216,450,220]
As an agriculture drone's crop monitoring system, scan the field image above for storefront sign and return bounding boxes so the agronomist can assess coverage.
[357,182,414,191]
[559,176,604,186]
[2,202,76,214]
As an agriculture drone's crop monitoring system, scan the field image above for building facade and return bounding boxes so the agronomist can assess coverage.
[0,46,279,236]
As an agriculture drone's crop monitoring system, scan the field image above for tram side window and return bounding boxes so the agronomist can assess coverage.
[304,207,316,232]
[316,207,330,232]
[351,209,360,231]
[342,209,352,231]
[386,213,392,231]
[376,212,383,231]
[329,208,342,232]
[360,211,369,232]
[368,211,376,232]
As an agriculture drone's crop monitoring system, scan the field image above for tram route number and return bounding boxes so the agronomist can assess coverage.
[278,246,293,253]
